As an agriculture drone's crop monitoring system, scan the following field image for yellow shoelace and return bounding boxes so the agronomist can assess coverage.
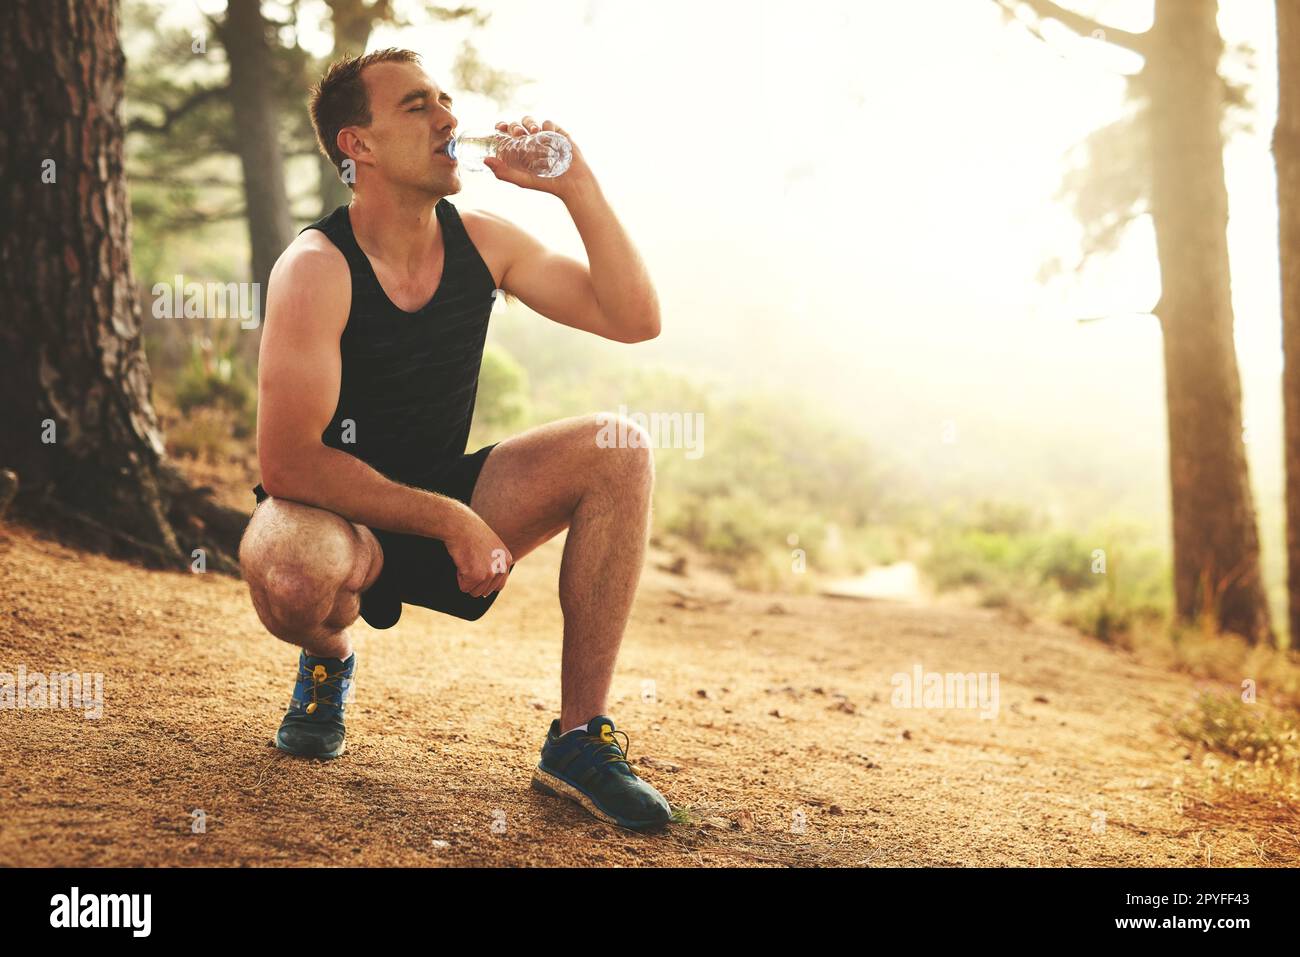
[591,722,632,770]
[302,663,349,715]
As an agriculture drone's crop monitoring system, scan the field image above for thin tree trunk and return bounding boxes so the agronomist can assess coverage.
[219,0,293,314]
[0,0,244,574]
[1278,0,1300,647]
[1145,0,1273,644]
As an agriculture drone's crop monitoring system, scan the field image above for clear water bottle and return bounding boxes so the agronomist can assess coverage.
[447,130,573,178]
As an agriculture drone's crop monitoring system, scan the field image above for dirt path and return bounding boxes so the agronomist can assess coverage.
[1,514,1296,867]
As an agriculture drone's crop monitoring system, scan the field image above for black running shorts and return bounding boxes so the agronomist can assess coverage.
[251,443,505,629]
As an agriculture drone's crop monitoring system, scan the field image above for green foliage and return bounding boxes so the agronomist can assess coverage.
[174,335,256,439]
[474,344,530,431]
[922,503,1170,638]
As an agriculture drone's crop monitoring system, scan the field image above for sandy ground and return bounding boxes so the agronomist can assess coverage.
[1,493,1297,867]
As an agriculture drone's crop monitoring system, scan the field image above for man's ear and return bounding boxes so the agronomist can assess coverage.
[336,127,370,172]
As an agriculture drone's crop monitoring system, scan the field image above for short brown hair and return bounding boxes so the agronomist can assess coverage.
[309,48,422,184]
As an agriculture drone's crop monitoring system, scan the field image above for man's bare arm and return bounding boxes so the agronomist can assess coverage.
[471,178,661,344]
[256,232,475,541]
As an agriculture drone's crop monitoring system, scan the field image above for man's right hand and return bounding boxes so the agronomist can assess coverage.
[441,503,513,598]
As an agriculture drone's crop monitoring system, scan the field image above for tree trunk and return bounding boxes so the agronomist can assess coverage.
[1279,0,1300,647]
[0,0,245,575]
[1144,0,1274,644]
[218,0,293,315]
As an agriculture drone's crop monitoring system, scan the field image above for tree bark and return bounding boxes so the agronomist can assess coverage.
[0,0,245,575]
[1279,0,1300,647]
[1144,0,1273,644]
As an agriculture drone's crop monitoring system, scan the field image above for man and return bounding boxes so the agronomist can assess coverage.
[237,48,670,832]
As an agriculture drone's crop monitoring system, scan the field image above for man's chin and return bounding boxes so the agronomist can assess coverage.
[382,168,460,199]
[422,171,460,197]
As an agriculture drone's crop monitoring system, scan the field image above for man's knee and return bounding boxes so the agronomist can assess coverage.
[240,498,374,637]
[591,412,655,487]
[254,566,339,636]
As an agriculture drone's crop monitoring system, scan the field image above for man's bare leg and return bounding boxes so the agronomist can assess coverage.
[469,413,654,731]
[238,498,385,658]
[240,499,384,758]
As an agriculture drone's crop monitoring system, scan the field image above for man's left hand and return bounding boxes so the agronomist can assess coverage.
[483,116,595,200]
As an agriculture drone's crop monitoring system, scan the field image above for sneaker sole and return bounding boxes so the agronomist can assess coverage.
[531,765,668,832]
[274,737,347,760]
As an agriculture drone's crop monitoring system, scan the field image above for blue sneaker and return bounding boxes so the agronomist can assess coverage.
[531,715,672,832]
[274,651,355,759]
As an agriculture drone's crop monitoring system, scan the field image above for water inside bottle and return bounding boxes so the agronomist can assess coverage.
[448,131,573,178]
[447,133,499,172]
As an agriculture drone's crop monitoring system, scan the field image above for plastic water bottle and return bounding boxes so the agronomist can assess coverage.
[447,130,573,178]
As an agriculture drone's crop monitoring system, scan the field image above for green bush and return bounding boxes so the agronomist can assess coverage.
[174,337,255,438]
[922,505,1169,638]
[474,344,530,432]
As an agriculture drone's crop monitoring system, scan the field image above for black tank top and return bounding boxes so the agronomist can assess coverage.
[301,199,497,489]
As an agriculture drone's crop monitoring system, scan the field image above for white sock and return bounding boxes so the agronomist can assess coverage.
[559,722,588,737]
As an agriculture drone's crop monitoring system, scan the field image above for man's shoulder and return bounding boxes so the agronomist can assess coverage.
[456,205,492,238]
[288,224,346,260]
[458,205,511,232]
[273,228,349,284]
[265,228,351,318]
[455,206,513,290]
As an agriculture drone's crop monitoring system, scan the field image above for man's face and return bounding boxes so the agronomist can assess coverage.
[352,60,460,195]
